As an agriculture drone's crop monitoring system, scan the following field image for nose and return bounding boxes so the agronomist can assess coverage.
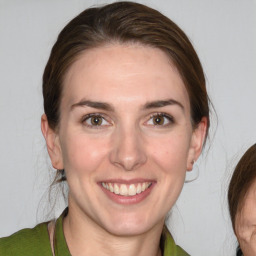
[109,125,147,171]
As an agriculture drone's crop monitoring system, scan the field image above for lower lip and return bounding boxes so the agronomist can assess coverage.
[99,183,155,205]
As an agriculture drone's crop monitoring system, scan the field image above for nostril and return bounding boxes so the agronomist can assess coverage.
[109,144,147,171]
[110,155,146,171]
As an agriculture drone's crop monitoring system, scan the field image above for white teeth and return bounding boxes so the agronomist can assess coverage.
[114,184,119,195]
[120,184,128,195]
[109,183,114,192]
[128,184,136,196]
[102,182,152,196]
[136,183,142,194]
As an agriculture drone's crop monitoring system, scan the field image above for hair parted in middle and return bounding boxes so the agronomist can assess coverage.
[43,1,210,135]
[42,1,211,186]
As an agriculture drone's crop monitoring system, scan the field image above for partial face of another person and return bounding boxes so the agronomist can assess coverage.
[43,44,206,236]
[236,181,256,256]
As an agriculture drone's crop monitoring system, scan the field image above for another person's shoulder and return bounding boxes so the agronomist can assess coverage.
[0,222,52,256]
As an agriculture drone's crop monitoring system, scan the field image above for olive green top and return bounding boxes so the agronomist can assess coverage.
[0,209,189,256]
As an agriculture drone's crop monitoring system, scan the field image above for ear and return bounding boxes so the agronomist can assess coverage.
[187,117,207,171]
[41,114,64,170]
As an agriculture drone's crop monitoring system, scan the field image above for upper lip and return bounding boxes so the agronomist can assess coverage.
[98,178,155,184]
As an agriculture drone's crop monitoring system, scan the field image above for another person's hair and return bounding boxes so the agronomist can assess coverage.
[228,144,256,233]
[42,1,210,182]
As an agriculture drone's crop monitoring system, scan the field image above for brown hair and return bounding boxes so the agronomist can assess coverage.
[42,1,210,182]
[43,1,210,130]
[228,144,256,233]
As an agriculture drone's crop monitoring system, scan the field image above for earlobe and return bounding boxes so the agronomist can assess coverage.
[41,114,63,170]
[187,117,207,171]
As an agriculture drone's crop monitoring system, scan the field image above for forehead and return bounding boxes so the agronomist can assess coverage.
[62,43,190,110]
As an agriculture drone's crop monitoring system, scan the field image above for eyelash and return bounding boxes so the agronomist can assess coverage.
[146,112,174,127]
[81,112,174,129]
[82,113,111,128]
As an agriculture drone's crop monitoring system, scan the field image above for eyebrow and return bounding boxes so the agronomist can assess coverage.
[143,99,184,111]
[71,98,184,112]
[71,100,114,111]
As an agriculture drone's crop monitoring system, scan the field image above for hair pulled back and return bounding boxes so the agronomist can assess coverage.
[43,1,210,136]
[228,144,256,233]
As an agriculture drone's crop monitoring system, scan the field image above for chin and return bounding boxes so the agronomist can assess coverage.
[101,213,161,237]
[106,224,148,237]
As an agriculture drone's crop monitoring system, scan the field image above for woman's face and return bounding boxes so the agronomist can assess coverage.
[43,44,206,236]
[236,181,256,255]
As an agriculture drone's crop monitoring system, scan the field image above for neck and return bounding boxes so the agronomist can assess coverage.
[63,206,164,256]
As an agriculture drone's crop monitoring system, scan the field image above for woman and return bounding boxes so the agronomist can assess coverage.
[0,2,209,255]
[228,144,256,256]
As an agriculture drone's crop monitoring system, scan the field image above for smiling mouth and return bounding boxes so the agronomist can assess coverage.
[101,182,152,197]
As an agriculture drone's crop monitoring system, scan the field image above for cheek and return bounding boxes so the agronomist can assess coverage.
[148,133,191,171]
[60,133,110,175]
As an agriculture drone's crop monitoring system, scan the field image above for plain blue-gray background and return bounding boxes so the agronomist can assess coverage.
[0,0,255,255]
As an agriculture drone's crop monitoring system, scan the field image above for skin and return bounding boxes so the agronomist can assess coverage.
[41,43,207,256]
[236,181,256,256]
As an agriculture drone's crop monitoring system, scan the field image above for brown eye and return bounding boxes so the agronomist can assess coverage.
[90,116,102,126]
[153,115,164,125]
[83,114,110,128]
[145,113,174,127]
